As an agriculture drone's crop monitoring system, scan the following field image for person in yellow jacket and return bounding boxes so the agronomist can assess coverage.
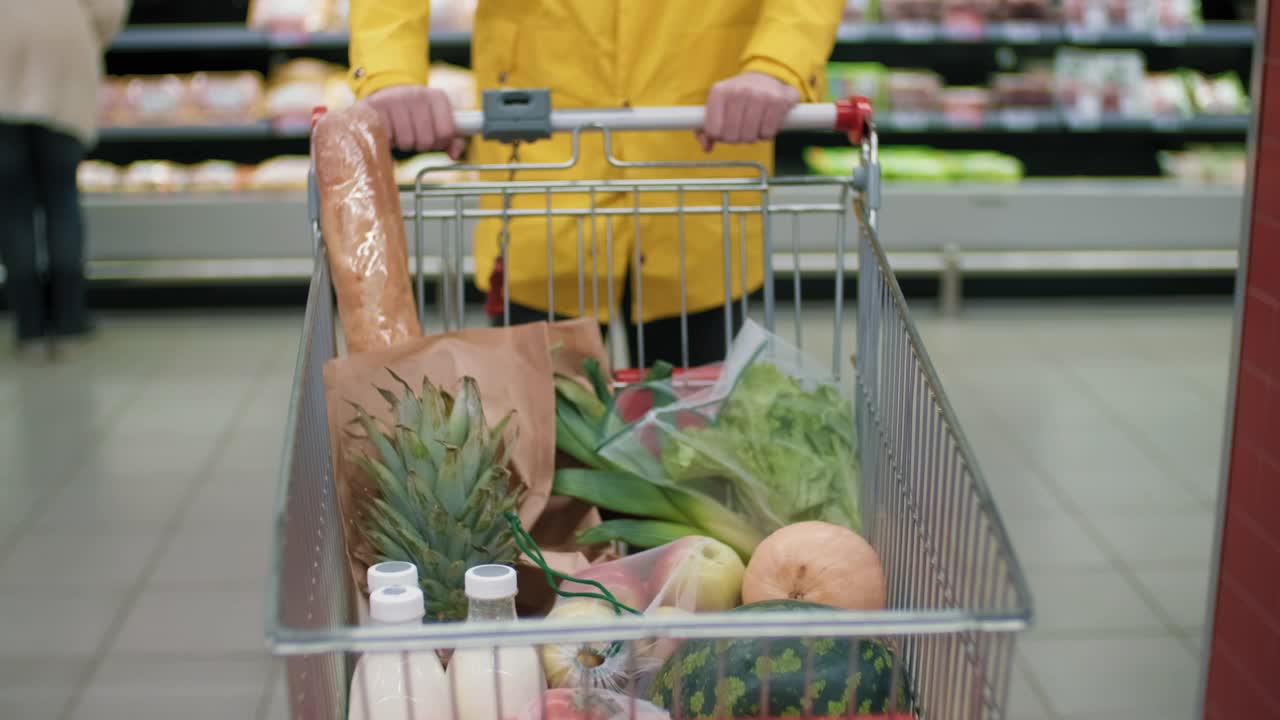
[350,0,842,367]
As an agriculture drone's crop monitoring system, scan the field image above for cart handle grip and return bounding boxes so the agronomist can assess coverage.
[451,94,874,144]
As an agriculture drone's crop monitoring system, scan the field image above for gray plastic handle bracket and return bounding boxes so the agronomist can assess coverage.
[482,89,553,143]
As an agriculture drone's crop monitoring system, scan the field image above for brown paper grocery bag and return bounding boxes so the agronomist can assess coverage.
[324,318,613,613]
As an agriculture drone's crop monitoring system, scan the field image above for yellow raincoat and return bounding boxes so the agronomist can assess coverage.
[350,0,842,322]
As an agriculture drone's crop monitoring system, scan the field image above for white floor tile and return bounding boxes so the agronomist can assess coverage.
[110,587,264,656]
[1021,635,1197,716]
[1134,568,1214,628]
[1089,509,1217,570]
[0,588,130,660]
[0,532,159,589]
[1025,568,1166,634]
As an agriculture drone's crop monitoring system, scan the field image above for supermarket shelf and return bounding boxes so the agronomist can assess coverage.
[109,22,1255,53]
[79,181,1242,281]
[94,113,1250,143]
[877,112,1250,134]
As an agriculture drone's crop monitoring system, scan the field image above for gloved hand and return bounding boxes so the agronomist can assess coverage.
[698,71,801,152]
[366,85,467,159]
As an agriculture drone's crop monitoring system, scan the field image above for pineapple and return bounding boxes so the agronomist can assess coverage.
[350,371,523,622]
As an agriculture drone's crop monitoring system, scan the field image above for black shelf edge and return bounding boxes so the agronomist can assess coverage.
[98,122,277,141]
[110,22,1254,53]
[109,24,270,51]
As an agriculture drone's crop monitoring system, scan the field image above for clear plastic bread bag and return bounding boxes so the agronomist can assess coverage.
[598,320,862,537]
[536,536,745,696]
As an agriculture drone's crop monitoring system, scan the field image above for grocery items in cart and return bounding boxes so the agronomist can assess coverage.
[270,97,1031,720]
[540,537,739,692]
[649,600,911,719]
[447,565,546,720]
[348,584,450,720]
[742,522,887,610]
[580,322,862,544]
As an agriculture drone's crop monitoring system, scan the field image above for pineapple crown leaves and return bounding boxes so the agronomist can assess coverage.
[348,370,526,622]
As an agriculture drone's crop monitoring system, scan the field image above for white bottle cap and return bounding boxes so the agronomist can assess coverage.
[367,561,418,594]
[370,585,425,624]
[464,564,518,600]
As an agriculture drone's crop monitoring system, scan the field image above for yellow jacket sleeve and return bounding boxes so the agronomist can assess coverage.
[348,0,431,98]
[740,0,844,102]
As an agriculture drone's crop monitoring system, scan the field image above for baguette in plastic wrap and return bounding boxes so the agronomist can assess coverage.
[312,102,422,353]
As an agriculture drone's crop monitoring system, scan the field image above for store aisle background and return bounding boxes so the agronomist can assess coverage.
[0,298,1231,720]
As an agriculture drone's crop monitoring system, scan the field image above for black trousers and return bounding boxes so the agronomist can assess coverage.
[492,272,747,368]
[0,124,90,342]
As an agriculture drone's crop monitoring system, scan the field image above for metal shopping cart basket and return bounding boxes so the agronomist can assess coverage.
[267,92,1033,720]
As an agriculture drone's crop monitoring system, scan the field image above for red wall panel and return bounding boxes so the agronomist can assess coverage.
[1203,5,1280,717]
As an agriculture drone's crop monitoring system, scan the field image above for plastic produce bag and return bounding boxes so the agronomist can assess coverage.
[512,689,671,720]
[537,536,744,694]
[599,321,862,535]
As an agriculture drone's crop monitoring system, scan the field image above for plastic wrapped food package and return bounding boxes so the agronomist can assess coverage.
[121,161,189,193]
[1186,71,1249,114]
[97,78,125,127]
[997,0,1057,20]
[1146,73,1193,117]
[431,0,478,30]
[312,103,422,353]
[247,0,332,33]
[880,0,942,21]
[887,70,944,113]
[1159,145,1247,185]
[266,59,345,127]
[187,161,246,192]
[941,87,992,123]
[188,72,265,125]
[120,75,190,125]
[992,70,1056,110]
[941,0,998,30]
[826,63,889,108]
[78,161,121,193]
[247,156,313,191]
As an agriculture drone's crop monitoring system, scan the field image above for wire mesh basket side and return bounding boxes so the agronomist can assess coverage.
[269,249,353,719]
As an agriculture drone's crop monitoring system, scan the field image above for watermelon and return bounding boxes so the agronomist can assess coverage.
[646,600,911,719]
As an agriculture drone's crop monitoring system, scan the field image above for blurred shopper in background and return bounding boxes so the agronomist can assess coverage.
[349,0,842,367]
[0,0,129,363]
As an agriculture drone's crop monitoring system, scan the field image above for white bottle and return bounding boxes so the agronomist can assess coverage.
[348,585,451,720]
[447,565,545,720]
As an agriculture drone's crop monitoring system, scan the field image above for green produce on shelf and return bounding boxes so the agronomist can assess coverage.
[647,600,911,719]
[805,146,1023,182]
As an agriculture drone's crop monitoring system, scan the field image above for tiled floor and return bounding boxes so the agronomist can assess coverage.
[0,297,1233,720]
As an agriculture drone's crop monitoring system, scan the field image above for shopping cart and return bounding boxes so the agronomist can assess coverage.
[268,92,1033,720]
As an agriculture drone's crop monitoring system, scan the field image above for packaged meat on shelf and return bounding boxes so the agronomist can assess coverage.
[98,64,475,130]
[247,0,475,32]
[869,0,1199,26]
[78,154,468,194]
[825,51,1249,123]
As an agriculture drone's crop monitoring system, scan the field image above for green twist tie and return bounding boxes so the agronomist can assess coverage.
[503,511,642,617]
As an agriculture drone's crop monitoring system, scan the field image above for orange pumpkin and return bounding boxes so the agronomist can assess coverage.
[741,521,887,610]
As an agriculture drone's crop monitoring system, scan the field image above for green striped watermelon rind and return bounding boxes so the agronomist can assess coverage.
[647,600,914,720]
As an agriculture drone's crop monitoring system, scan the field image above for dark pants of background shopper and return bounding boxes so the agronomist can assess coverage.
[0,123,91,344]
